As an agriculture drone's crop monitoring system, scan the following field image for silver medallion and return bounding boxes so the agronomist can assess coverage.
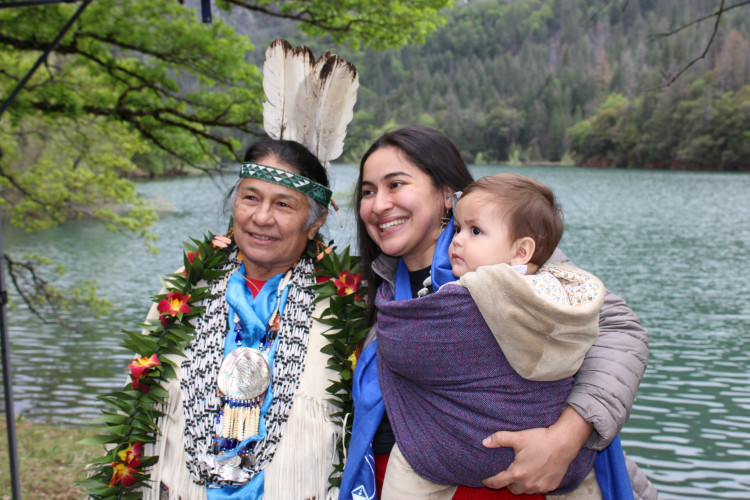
[217,347,271,399]
[216,454,242,467]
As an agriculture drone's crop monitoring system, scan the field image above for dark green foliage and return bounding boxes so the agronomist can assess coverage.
[334,0,750,168]
[569,80,750,171]
[309,242,369,487]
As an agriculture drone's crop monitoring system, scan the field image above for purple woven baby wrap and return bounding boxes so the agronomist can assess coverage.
[376,282,596,491]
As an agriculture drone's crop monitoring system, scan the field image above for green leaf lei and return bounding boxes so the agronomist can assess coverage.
[79,233,367,498]
[309,242,369,488]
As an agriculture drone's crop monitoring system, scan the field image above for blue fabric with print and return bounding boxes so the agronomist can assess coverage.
[338,340,383,500]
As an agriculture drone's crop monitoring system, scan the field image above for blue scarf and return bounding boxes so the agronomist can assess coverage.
[342,221,633,499]
[595,435,634,500]
[337,339,384,500]
[207,266,290,500]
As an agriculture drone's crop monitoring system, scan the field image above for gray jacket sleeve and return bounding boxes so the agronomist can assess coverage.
[548,249,649,450]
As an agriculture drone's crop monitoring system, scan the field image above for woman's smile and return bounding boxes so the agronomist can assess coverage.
[248,231,278,242]
[232,155,323,280]
[359,146,452,271]
[378,217,408,233]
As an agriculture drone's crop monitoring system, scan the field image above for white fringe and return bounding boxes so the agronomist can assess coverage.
[142,365,208,500]
[139,296,342,500]
[264,394,342,500]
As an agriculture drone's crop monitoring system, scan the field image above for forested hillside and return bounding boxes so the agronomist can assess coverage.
[317,0,750,170]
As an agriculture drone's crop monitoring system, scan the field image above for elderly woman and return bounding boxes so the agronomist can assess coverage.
[143,139,340,500]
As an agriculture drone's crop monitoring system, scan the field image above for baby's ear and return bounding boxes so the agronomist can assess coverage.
[510,237,536,266]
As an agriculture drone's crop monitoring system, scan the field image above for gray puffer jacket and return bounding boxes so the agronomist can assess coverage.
[371,249,660,500]
[545,249,649,450]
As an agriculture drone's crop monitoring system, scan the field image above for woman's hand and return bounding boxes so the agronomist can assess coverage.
[481,406,593,494]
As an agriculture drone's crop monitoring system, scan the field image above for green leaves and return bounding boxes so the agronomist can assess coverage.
[216,0,450,51]
[0,0,260,250]
[569,84,750,170]
[82,232,231,498]
[309,241,369,488]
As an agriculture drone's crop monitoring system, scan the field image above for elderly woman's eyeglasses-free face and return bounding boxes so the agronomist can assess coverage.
[233,158,324,281]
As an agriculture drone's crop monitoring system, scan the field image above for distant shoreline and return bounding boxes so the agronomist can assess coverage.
[124,159,750,182]
[579,156,750,172]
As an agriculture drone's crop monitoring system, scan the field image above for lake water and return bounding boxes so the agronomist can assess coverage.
[3,165,750,499]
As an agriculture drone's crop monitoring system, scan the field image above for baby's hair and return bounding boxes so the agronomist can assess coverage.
[460,173,564,266]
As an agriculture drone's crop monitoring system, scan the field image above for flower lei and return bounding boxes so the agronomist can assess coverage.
[79,233,367,498]
[309,242,369,488]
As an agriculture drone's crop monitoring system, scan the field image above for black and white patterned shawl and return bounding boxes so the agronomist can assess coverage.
[179,248,316,486]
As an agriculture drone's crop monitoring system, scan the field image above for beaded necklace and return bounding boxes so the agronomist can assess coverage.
[211,268,293,471]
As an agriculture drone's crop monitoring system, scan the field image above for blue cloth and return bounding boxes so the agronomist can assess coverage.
[208,266,290,500]
[342,226,454,499]
[338,340,384,500]
[431,217,457,290]
[341,221,634,496]
[394,218,456,300]
[595,435,634,500]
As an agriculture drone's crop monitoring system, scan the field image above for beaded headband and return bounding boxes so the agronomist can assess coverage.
[239,162,333,206]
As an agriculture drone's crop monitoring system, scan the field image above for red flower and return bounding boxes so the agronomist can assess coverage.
[117,442,143,465]
[182,251,197,276]
[332,270,362,301]
[157,292,191,317]
[127,354,161,380]
[109,461,140,488]
[131,377,150,393]
[128,354,160,393]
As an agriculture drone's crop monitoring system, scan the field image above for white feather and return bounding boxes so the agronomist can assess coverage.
[307,53,359,164]
[263,40,315,142]
[262,40,358,165]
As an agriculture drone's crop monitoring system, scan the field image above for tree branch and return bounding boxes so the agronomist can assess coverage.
[3,253,68,327]
[594,0,750,87]
[219,0,402,37]
[648,0,750,40]
[120,116,207,170]
[0,163,68,225]
[655,0,738,86]
[79,31,244,83]
[220,0,352,33]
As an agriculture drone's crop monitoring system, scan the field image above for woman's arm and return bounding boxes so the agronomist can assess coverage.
[481,406,593,493]
[482,258,649,492]
[543,248,649,447]
[567,287,649,449]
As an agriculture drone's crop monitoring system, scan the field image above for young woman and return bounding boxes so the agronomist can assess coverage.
[340,126,656,500]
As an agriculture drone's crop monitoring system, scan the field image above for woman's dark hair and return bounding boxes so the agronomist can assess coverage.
[354,126,474,320]
[244,138,329,189]
[234,138,330,229]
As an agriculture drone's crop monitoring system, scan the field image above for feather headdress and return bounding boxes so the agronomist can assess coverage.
[262,39,359,167]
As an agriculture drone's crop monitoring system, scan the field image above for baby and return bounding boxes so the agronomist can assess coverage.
[377,173,606,499]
